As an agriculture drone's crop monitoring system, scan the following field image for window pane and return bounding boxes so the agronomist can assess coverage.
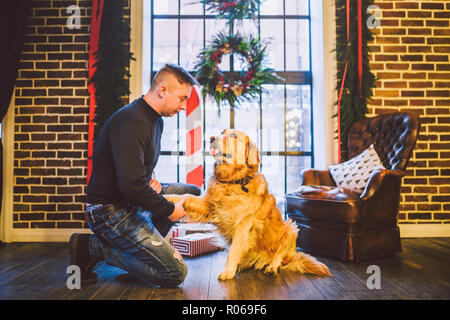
[261,84,284,152]
[161,116,178,152]
[153,19,178,70]
[154,155,178,183]
[180,0,203,15]
[286,85,311,152]
[301,85,312,151]
[260,19,284,70]
[233,20,259,71]
[204,155,215,186]
[180,19,204,70]
[260,0,283,15]
[205,19,228,41]
[154,0,178,15]
[286,156,311,193]
[205,96,230,137]
[233,19,259,37]
[205,19,230,71]
[150,0,313,189]
[234,101,259,144]
[216,55,231,72]
[261,156,284,195]
[286,85,301,151]
[232,51,250,73]
[178,114,186,152]
[285,19,310,71]
[179,155,187,183]
[285,0,309,15]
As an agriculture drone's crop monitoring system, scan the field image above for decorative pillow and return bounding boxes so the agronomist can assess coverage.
[328,144,385,193]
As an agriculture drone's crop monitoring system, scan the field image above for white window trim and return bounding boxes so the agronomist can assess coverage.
[130,0,144,100]
[310,0,338,169]
[130,0,152,99]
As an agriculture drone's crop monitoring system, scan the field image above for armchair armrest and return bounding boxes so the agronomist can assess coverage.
[360,169,405,201]
[300,169,336,187]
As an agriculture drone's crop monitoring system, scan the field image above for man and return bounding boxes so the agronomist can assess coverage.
[70,64,201,287]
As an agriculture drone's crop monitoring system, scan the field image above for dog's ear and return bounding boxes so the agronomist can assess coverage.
[246,137,260,166]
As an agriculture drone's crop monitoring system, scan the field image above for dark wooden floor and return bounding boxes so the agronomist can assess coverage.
[0,238,449,300]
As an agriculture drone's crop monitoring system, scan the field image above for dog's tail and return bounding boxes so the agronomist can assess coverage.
[282,252,332,277]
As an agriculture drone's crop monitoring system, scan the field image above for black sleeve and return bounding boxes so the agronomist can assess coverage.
[109,120,175,219]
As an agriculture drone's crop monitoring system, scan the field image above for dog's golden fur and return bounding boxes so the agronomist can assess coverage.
[165,129,331,280]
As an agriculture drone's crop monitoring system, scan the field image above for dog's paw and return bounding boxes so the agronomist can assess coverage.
[264,265,279,275]
[164,194,183,203]
[218,268,236,280]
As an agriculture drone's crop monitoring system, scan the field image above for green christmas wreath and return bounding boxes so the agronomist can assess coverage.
[194,31,281,111]
[200,0,264,21]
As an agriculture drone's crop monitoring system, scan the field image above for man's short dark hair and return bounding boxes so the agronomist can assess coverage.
[151,64,199,91]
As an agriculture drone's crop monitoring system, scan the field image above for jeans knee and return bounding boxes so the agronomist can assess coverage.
[189,185,201,196]
[174,251,188,281]
[163,261,187,287]
[177,262,188,283]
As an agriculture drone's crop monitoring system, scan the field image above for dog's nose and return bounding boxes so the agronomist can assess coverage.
[210,136,216,143]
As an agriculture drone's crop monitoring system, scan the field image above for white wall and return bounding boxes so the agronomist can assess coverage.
[130,0,145,100]
[130,0,152,100]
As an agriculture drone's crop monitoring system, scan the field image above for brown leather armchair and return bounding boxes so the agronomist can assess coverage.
[286,112,420,263]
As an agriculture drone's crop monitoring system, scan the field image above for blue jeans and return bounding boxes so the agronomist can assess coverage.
[87,183,201,287]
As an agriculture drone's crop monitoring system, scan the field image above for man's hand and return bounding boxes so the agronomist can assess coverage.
[149,178,162,194]
[168,195,188,222]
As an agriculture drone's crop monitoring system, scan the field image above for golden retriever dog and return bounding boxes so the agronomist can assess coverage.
[165,129,331,280]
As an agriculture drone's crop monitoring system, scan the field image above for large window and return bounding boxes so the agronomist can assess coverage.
[149,0,313,196]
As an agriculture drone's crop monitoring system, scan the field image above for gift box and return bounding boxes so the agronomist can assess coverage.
[177,223,217,234]
[165,223,217,243]
[171,233,220,257]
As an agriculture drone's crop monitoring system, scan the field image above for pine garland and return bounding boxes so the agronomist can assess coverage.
[335,0,377,161]
[89,0,134,140]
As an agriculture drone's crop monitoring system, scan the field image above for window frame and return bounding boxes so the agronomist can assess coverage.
[144,0,318,194]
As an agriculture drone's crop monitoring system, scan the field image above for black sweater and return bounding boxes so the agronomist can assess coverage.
[86,96,175,219]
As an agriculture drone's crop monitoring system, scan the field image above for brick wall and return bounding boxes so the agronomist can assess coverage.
[13,0,92,229]
[12,0,129,230]
[368,1,450,225]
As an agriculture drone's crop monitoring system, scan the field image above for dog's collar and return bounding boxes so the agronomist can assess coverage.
[216,175,253,193]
